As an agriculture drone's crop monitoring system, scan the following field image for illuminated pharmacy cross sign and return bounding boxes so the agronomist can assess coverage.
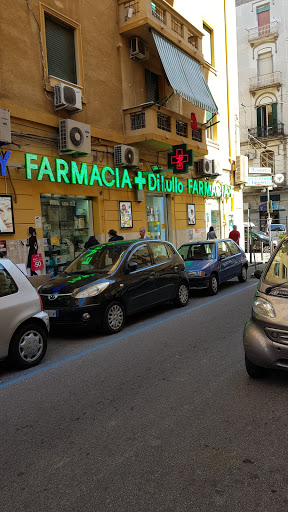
[167,144,194,175]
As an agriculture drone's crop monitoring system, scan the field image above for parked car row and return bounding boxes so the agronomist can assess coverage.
[1,238,248,370]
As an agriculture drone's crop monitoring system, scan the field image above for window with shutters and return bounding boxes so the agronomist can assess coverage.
[45,14,77,84]
[145,69,159,103]
[256,103,277,137]
[206,111,215,141]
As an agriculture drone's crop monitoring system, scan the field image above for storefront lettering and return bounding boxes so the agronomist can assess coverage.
[24,153,233,199]
[0,150,11,177]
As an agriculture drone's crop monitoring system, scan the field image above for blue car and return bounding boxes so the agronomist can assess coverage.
[178,239,248,295]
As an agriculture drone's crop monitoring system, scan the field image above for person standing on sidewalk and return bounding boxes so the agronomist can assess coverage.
[207,226,217,240]
[229,225,240,245]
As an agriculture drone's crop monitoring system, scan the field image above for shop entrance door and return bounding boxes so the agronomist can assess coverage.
[146,194,167,240]
[206,199,220,238]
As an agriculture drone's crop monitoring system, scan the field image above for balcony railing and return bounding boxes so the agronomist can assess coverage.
[249,71,281,92]
[248,21,279,44]
[248,123,284,139]
[123,105,205,148]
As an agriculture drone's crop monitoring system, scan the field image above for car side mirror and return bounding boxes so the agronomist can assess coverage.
[127,261,138,273]
[254,269,262,279]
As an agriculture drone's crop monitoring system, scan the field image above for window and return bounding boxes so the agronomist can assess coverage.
[258,50,272,76]
[217,242,231,259]
[150,243,169,264]
[128,245,152,269]
[0,266,18,298]
[145,69,159,103]
[257,103,277,136]
[131,112,145,130]
[257,4,270,27]
[165,244,175,259]
[176,120,187,137]
[202,24,213,65]
[157,112,171,132]
[45,15,77,84]
[206,111,215,140]
[226,240,240,256]
[260,150,274,173]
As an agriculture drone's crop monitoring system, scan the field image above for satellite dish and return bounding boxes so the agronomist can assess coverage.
[274,173,284,184]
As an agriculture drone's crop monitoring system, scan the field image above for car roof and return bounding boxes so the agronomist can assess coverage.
[179,239,234,245]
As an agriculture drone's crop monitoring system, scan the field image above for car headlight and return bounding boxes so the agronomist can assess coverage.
[73,282,110,299]
[253,296,275,318]
[188,271,206,276]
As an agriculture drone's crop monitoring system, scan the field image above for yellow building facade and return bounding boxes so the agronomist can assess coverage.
[0,0,240,276]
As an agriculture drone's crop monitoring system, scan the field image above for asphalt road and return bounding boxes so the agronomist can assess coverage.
[1,274,288,512]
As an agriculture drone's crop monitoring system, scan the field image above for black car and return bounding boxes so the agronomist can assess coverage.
[39,240,189,334]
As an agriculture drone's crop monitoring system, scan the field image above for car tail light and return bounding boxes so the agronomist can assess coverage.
[37,292,43,311]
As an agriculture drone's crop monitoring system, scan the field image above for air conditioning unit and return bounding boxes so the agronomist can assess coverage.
[235,155,248,184]
[0,109,11,145]
[130,37,149,60]
[54,83,82,112]
[195,159,215,176]
[114,145,139,167]
[59,119,91,155]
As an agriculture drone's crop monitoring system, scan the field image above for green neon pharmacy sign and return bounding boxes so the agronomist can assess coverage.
[24,153,233,199]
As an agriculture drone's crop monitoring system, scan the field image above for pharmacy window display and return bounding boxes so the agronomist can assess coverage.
[146,195,166,240]
[40,195,93,277]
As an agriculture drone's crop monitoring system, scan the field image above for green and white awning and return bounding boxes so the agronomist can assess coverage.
[152,31,218,114]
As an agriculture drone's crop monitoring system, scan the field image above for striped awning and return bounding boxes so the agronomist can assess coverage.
[152,31,218,114]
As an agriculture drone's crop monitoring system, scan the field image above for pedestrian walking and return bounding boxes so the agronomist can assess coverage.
[84,235,99,249]
[207,226,217,240]
[108,229,124,242]
[139,227,151,240]
[229,225,240,245]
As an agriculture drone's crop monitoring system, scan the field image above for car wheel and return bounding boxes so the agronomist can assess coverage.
[9,322,47,369]
[174,282,189,307]
[238,265,247,283]
[208,274,218,295]
[263,246,270,253]
[245,355,267,379]
[102,301,125,335]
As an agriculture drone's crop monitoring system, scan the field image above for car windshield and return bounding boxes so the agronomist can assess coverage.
[264,239,288,288]
[64,242,129,274]
[271,224,285,231]
[179,243,216,261]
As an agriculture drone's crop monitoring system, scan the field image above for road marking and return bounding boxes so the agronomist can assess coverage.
[0,282,257,391]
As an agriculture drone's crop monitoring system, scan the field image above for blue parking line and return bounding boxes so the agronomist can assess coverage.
[0,282,257,391]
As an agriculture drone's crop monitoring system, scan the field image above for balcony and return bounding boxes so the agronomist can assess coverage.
[123,104,207,155]
[248,21,279,47]
[249,71,281,94]
[118,0,202,61]
[248,123,284,141]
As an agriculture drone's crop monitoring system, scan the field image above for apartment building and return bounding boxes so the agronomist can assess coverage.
[0,0,242,275]
[236,0,288,231]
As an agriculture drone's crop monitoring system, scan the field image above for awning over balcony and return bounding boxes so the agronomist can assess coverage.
[152,31,218,114]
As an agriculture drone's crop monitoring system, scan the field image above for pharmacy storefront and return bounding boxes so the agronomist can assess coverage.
[0,150,235,275]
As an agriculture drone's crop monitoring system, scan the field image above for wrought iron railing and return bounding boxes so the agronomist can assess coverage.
[192,129,202,142]
[151,2,166,23]
[249,71,281,90]
[176,120,187,137]
[157,112,171,132]
[131,112,145,130]
[248,21,279,41]
[248,123,284,139]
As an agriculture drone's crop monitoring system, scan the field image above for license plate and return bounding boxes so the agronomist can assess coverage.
[45,309,59,318]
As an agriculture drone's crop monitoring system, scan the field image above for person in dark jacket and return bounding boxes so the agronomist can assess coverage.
[207,226,217,240]
[108,229,124,242]
[84,235,99,249]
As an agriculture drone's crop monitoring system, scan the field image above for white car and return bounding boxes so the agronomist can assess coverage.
[0,259,49,369]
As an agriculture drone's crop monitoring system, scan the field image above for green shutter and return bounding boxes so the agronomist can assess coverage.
[45,16,77,84]
[257,107,262,137]
[145,69,159,103]
[272,103,278,134]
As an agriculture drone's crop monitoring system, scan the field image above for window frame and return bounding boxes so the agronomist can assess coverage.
[202,21,214,67]
[127,244,153,271]
[40,3,84,92]
[0,265,18,298]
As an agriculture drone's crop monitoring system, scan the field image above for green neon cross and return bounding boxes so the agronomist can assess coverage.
[134,171,146,190]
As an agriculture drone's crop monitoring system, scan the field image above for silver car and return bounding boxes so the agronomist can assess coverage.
[0,259,49,369]
[244,235,288,378]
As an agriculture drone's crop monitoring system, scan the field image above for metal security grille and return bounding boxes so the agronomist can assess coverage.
[131,112,145,130]
[157,113,171,132]
[45,15,77,84]
[176,120,187,137]
[192,129,202,142]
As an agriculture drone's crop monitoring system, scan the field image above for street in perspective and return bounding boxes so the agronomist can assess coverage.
[1,0,288,510]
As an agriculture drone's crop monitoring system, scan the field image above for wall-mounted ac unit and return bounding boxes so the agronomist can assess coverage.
[114,145,139,167]
[130,37,149,60]
[54,83,82,112]
[0,109,11,145]
[59,119,91,155]
[235,155,248,184]
[195,159,215,176]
